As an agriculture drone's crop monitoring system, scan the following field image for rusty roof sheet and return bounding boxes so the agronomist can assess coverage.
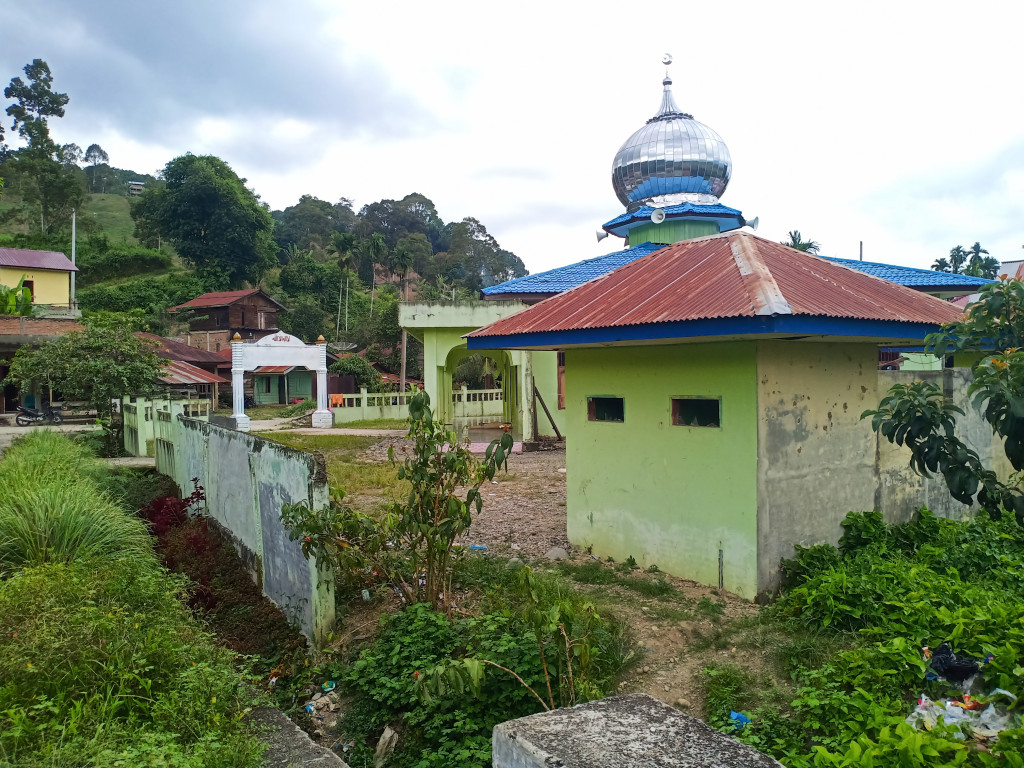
[253,365,296,374]
[136,332,226,364]
[0,247,77,272]
[469,232,964,339]
[168,289,287,312]
[157,359,229,386]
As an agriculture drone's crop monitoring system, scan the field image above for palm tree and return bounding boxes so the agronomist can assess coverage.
[363,233,388,318]
[782,230,821,254]
[327,232,357,338]
[945,245,969,274]
[963,242,996,278]
[931,257,952,273]
[389,245,416,393]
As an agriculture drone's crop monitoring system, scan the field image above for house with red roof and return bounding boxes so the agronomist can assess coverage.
[168,289,287,351]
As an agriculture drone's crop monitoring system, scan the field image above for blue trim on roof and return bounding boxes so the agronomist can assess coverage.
[482,242,667,296]
[823,257,993,288]
[602,202,745,238]
[467,316,945,351]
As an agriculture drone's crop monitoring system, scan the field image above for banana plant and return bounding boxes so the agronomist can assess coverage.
[0,276,32,316]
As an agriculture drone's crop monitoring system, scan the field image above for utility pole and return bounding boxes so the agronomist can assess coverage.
[71,209,77,308]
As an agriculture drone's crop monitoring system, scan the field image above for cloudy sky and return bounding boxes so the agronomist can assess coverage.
[4,0,1023,274]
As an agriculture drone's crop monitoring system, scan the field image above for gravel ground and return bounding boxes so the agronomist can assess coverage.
[362,436,570,559]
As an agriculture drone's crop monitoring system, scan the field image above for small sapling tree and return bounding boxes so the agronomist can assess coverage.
[864,277,1024,521]
[282,390,514,610]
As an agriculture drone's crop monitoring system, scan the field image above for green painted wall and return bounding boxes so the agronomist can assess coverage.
[628,219,719,247]
[565,343,759,597]
[287,370,313,401]
[254,374,280,405]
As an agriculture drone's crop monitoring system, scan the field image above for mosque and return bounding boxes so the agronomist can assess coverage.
[401,63,1001,598]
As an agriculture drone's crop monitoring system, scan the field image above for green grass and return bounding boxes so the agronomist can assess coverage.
[557,559,679,600]
[256,431,403,500]
[82,193,138,242]
[334,417,409,430]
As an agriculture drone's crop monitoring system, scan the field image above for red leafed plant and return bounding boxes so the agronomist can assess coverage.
[140,477,205,540]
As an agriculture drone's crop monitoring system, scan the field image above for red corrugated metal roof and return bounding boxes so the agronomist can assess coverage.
[0,247,78,272]
[157,359,229,385]
[469,232,964,339]
[168,289,287,312]
[253,365,295,374]
[136,332,226,364]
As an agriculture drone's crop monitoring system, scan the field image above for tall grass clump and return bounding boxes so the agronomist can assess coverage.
[0,431,149,573]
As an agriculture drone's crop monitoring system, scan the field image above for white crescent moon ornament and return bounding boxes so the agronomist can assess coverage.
[662,54,673,66]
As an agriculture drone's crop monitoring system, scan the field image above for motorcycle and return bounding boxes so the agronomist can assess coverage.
[15,403,67,427]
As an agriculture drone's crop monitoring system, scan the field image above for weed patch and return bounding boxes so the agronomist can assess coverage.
[558,559,678,599]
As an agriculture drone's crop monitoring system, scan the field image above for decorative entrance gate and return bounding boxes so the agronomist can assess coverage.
[230,332,332,431]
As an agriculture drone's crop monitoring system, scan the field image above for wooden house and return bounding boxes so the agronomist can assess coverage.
[168,289,287,351]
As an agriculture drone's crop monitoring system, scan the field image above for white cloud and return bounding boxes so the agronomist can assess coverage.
[4,0,1023,273]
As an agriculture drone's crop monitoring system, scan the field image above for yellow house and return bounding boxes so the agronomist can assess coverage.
[0,247,78,307]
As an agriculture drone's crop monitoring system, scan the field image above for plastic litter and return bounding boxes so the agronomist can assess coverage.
[729,711,751,731]
[361,588,371,601]
[906,692,1020,741]
[469,544,487,550]
[322,680,337,693]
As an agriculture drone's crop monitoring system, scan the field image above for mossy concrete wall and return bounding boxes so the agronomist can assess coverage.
[565,343,759,597]
[874,368,1014,521]
[163,418,334,644]
[754,342,879,595]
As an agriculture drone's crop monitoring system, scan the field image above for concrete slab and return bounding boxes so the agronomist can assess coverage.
[106,455,157,469]
[248,706,349,767]
[492,694,781,768]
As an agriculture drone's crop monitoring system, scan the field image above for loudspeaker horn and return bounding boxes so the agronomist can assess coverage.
[596,228,609,243]
[746,216,759,231]
[650,208,666,224]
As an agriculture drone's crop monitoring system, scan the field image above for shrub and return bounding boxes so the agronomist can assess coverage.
[0,558,264,767]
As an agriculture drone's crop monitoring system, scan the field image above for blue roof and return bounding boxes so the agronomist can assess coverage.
[484,243,991,300]
[482,242,667,296]
[601,203,745,238]
[823,257,993,288]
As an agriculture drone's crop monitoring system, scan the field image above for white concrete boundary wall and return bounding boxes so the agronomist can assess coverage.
[157,416,335,644]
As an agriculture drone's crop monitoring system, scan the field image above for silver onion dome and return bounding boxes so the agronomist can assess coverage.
[611,74,732,210]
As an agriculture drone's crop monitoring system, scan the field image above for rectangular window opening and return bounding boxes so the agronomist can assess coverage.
[672,397,721,428]
[587,396,624,423]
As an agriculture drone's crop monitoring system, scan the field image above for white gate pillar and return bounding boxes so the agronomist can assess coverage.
[312,335,332,428]
[230,334,251,432]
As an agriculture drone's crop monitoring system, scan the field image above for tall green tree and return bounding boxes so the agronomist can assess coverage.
[130,154,277,289]
[83,144,109,192]
[327,231,357,337]
[4,59,68,151]
[782,230,821,254]
[363,232,388,317]
[2,59,84,235]
[964,242,999,279]
[3,314,165,452]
